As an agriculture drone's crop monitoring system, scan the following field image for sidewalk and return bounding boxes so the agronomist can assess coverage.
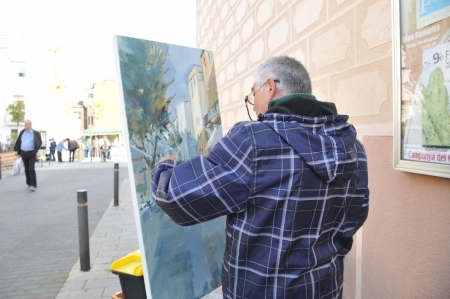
[0,156,223,298]
[50,161,222,299]
[55,177,139,298]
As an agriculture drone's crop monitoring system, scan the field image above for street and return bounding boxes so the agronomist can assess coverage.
[0,161,129,299]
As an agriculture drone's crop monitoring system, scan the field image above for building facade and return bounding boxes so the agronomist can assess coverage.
[0,37,26,150]
[196,0,450,298]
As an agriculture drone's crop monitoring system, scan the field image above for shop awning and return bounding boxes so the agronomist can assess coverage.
[82,126,123,136]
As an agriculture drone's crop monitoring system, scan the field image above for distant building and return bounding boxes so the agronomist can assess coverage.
[0,37,26,149]
[188,65,208,139]
[176,100,197,159]
[77,80,124,148]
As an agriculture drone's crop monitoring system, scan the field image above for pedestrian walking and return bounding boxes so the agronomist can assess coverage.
[13,119,42,192]
[49,138,56,161]
[67,139,78,162]
[56,139,67,162]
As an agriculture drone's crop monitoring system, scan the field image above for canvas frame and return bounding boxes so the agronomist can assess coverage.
[113,35,225,299]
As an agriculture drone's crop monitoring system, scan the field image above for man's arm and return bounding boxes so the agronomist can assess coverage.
[152,124,254,226]
[35,131,43,153]
[13,129,24,154]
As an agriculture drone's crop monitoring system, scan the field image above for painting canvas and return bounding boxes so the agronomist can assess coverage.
[114,36,225,299]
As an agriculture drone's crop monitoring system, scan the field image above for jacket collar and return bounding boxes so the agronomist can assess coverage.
[263,93,337,118]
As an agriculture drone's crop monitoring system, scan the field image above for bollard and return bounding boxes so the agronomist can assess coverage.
[77,190,90,271]
[114,163,119,206]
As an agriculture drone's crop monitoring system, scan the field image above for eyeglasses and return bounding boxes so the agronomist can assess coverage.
[244,79,279,120]
[246,82,266,105]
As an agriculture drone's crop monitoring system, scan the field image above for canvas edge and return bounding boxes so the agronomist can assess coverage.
[112,35,154,299]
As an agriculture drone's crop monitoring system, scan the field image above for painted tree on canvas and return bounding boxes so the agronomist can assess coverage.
[118,39,177,167]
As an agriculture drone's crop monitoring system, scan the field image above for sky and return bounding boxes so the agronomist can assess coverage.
[0,0,197,101]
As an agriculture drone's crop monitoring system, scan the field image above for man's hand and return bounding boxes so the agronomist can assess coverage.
[158,154,177,164]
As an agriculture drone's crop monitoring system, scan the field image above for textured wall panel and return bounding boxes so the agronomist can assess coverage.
[225,15,235,36]
[312,22,350,69]
[328,0,359,15]
[236,51,248,75]
[309,11,355,76]
[235,1,247,25]
[335,70,387,116]
[249,35,266,66]
[242,17,256,43]
[231,82,243,103]
[267,13,290,53]
[357,0,392,63]
[361,1,391,49]
[256,0,276,28]
[293,0,324,34]
[331,58,392,125]
[230,33,241,54]
[226,61,235,81]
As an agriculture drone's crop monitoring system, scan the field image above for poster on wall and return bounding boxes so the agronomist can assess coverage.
[113,36,224,299]
[393,0,450,178]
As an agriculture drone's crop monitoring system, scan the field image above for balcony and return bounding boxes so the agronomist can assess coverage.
[203,101,220,128]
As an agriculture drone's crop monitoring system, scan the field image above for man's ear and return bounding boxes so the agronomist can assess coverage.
[266,78,278,100]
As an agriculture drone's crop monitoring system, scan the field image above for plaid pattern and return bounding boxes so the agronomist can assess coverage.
[152,113,369,299]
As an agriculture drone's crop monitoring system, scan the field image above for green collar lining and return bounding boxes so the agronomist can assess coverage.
[268,93,316,109]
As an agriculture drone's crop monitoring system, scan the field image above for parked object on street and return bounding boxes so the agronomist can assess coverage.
[111,250,146,299]
[101,143,111,162]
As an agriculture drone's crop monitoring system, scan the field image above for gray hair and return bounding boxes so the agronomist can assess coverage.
[254,56,311,96]
[24,119,32,124]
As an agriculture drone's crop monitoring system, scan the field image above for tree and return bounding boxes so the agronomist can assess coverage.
[117,37,179,168]
[6,100,26,131]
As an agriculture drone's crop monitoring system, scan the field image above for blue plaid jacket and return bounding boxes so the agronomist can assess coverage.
[153,99,369,299]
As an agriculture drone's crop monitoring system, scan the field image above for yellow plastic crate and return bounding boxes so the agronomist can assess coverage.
[111,250,143,276]
[111,250,147,299]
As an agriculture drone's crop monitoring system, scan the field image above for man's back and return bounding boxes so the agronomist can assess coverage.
[153,111,368,298]
[220,113,368,298]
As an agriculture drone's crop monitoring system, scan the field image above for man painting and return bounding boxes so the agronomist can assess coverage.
[152,56,369,298]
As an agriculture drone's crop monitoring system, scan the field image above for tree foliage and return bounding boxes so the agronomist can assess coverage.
[6,100,26,130]
[117,38,176,166]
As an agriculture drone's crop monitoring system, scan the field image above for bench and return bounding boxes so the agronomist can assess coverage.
[1,150,50,172]
[0,152,17,171]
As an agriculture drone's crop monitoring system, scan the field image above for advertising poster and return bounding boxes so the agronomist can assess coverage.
[114,36,225,299]
[395,0,450,177]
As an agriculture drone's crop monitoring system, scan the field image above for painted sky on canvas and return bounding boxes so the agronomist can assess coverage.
[162,44,203,115]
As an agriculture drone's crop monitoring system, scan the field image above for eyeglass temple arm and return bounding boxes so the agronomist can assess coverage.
[245,95,254,120]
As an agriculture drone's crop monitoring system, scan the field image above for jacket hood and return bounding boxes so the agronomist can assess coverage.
[258,95,358,184]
